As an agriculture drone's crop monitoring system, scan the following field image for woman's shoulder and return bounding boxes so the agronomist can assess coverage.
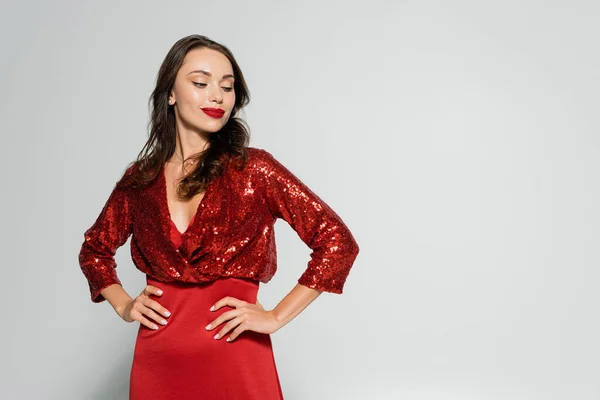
[245,146,279,166]
[114,160,139,190]
[246,146,269,158]
[239,146,283,181]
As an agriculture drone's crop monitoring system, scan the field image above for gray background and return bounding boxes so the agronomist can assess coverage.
[2,1,599,399]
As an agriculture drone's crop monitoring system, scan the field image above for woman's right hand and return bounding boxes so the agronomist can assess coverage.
[117,285,171,330]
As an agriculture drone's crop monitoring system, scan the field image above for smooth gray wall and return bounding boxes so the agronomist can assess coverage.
[2,1,599,399]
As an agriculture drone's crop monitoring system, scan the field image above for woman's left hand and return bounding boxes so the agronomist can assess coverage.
[206,296,282,342]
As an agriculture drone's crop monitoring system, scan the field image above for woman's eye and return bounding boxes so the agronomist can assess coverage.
[193,82,233,92]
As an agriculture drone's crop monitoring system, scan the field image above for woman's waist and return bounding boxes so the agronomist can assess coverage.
[138,275,260,335]
[145,275,259,305]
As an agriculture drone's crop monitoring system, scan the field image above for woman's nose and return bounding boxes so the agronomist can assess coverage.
[209,86,223,103]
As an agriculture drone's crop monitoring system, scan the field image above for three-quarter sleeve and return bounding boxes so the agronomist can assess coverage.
[78,165,135,303]
[256,149,359,293]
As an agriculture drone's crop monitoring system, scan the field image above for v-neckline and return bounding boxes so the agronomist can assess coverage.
[169,212,197,235]
[161,164,211,237]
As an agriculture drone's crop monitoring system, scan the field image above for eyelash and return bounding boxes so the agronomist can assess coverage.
[193,82,233,92]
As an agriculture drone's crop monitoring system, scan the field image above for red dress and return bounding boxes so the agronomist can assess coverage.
[129,213,284,399]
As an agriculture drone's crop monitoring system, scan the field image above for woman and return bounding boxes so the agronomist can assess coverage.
[78,34,359,400]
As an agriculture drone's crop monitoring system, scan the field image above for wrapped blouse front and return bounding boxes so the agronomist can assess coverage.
[78,147,360,303]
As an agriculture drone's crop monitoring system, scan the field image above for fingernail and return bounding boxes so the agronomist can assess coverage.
[226,338,231,342]
[160,319,167,325]
[210,306,214,311]
[205,324,212,330]
[164,311,171,317]
[157,289,163,295]
[214,333,219,339]
[153,325,159,330]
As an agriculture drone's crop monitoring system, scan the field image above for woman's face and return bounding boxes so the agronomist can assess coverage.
[169,47,236,134]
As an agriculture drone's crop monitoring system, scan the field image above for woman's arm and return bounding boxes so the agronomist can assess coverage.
[205,149,359,341]
[78,165,172,330]
[257,149,359,331]
[101,283,134,317]
[207,283,322,341]
[258,149,360,294]
[271,284,322,328]
[78,165,135,303]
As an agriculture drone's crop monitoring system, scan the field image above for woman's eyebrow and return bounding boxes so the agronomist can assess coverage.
[187,70,234,80]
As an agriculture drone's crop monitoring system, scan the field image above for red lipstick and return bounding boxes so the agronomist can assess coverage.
[201,108,225,118]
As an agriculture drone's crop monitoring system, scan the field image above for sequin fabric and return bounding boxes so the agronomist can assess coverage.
[78,147,360,303]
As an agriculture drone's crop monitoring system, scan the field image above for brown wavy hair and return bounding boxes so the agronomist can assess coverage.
[123,34,251,198]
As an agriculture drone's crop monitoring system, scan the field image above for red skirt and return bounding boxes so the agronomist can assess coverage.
[129,217,284,399]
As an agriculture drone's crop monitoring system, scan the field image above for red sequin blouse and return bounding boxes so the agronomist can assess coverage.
[78,147,360,303]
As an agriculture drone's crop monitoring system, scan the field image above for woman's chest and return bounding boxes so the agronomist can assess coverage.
[132,171,270,242]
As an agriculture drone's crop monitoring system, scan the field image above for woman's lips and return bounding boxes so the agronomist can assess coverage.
[201,108,225,118]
